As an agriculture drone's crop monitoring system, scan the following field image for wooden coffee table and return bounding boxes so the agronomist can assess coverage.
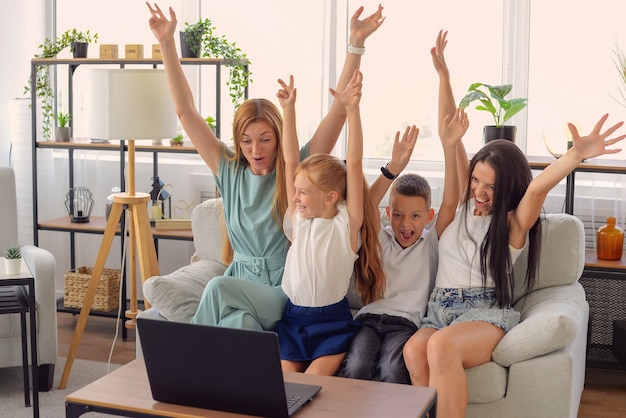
[66,357,436,417]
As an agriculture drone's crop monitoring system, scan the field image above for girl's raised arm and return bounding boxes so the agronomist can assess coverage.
[276,75,299,226]
[330,70,364,252]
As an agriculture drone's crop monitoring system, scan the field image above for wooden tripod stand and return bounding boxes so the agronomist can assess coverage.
[59,141,160,389]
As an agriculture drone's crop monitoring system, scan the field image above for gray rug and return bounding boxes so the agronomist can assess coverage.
[0,358,122,418]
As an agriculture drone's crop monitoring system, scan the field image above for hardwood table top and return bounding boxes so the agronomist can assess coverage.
[66,358,436,418]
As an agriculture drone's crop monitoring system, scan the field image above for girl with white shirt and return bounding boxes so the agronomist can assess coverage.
[275,71,385,376]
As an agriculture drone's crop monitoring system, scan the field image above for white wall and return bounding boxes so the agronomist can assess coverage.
[0,0,47,165]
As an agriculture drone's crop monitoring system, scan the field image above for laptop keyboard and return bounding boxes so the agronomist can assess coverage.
[286,394,302,408]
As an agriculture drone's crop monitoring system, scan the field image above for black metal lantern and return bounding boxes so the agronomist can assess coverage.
[65,187,95,223]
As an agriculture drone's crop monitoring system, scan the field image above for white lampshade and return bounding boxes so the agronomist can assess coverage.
[85,69,177,141]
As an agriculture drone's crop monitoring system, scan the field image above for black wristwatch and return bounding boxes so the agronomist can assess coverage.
[380,163,398,180]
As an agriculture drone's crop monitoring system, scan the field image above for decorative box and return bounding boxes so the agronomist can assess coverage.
[99,44,119,59]
[125,44,144,59]
[152,44,162,59]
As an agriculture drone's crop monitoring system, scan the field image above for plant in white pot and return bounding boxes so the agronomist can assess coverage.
[459,83,527,144]
[4,247,22,275]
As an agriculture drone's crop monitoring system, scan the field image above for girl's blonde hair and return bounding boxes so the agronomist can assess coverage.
[297,154,386,305]
[220,98,287,264]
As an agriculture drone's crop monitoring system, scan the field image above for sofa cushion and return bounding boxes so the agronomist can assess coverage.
[512,213,584,303]
[191,198,224,262]
[492,282,586,366]
[143,259,227,323]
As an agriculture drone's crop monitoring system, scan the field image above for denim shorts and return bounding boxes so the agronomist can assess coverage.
[420,287,520,332]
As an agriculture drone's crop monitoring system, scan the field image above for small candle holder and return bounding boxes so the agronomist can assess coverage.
[65,187,94,223]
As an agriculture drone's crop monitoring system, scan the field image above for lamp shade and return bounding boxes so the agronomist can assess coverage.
[85,69,177,140]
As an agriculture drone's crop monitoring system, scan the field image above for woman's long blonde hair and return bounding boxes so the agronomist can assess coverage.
[297,154,386,305]
[220,98,287,264]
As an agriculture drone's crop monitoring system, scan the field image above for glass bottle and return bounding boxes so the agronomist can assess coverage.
[596,217,624,260]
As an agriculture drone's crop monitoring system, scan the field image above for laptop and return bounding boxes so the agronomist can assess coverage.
[136,317,322,418]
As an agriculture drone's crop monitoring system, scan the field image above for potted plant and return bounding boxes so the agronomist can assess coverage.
[4,247,22,275]
[180,19,251,108]
[205,115,217,133]
[24,28,99,140]
[170,133,184,146]
[459,83,527,143]
[55,111,71,142]
[24,37,64,140]
[59,28,98,58]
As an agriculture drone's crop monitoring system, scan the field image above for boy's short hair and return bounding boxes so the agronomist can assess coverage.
[389,173,432,208]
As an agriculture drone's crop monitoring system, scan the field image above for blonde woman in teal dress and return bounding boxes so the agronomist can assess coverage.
[147,3,386,330]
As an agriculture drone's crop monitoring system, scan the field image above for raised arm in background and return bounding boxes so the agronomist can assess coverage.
[309,5,385,154]
[510,114,625,249]
[147,3,220,174]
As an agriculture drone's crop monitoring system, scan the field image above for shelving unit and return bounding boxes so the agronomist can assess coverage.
[30,58,247,338]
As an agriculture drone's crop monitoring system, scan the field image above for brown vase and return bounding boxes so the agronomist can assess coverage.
[597,217,624,260]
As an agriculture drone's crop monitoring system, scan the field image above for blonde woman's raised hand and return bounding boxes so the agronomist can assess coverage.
[146,3,176,42]
[350,4,386,46]
[568,113,625,160]
[276,75,297,109]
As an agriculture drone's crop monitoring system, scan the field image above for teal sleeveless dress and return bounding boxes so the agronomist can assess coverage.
[191,143,309,330]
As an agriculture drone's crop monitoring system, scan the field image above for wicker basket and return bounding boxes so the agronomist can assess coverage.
[64,267,121,312]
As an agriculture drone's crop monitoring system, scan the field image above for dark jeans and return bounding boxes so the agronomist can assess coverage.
[340,313,418,384]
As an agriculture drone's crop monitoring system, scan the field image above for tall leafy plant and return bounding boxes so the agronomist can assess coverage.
[459,83,527,128]
[183,19,251,108]
[612,39,626,108]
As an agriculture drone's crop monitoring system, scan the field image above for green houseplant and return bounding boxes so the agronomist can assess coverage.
[4,246,22,275]
[459,83,527,143]
[24,28,99,140]
[55,111,71,142]
[59,28,98,58]
[180,19,251,108]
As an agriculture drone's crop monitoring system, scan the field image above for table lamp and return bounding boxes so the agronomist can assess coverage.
[59,68,177,389]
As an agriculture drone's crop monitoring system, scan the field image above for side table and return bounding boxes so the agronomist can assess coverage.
[0,257,39,418]
[581,250,626,370]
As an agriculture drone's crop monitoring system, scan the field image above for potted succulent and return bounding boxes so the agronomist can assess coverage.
[55,111,71,142]
[4,247,22,275]
[459,83,527,143]
[180,19,251,108]
[170,133,184,146]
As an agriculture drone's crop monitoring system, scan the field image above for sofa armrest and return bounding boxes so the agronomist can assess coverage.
[492,282,587,366]
[21,244,58,364]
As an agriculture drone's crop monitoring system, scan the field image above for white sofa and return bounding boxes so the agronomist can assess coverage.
[140,198,589,418]
[0,166,58,391]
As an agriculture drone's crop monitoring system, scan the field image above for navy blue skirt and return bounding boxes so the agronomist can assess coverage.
[276,298,361,362]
